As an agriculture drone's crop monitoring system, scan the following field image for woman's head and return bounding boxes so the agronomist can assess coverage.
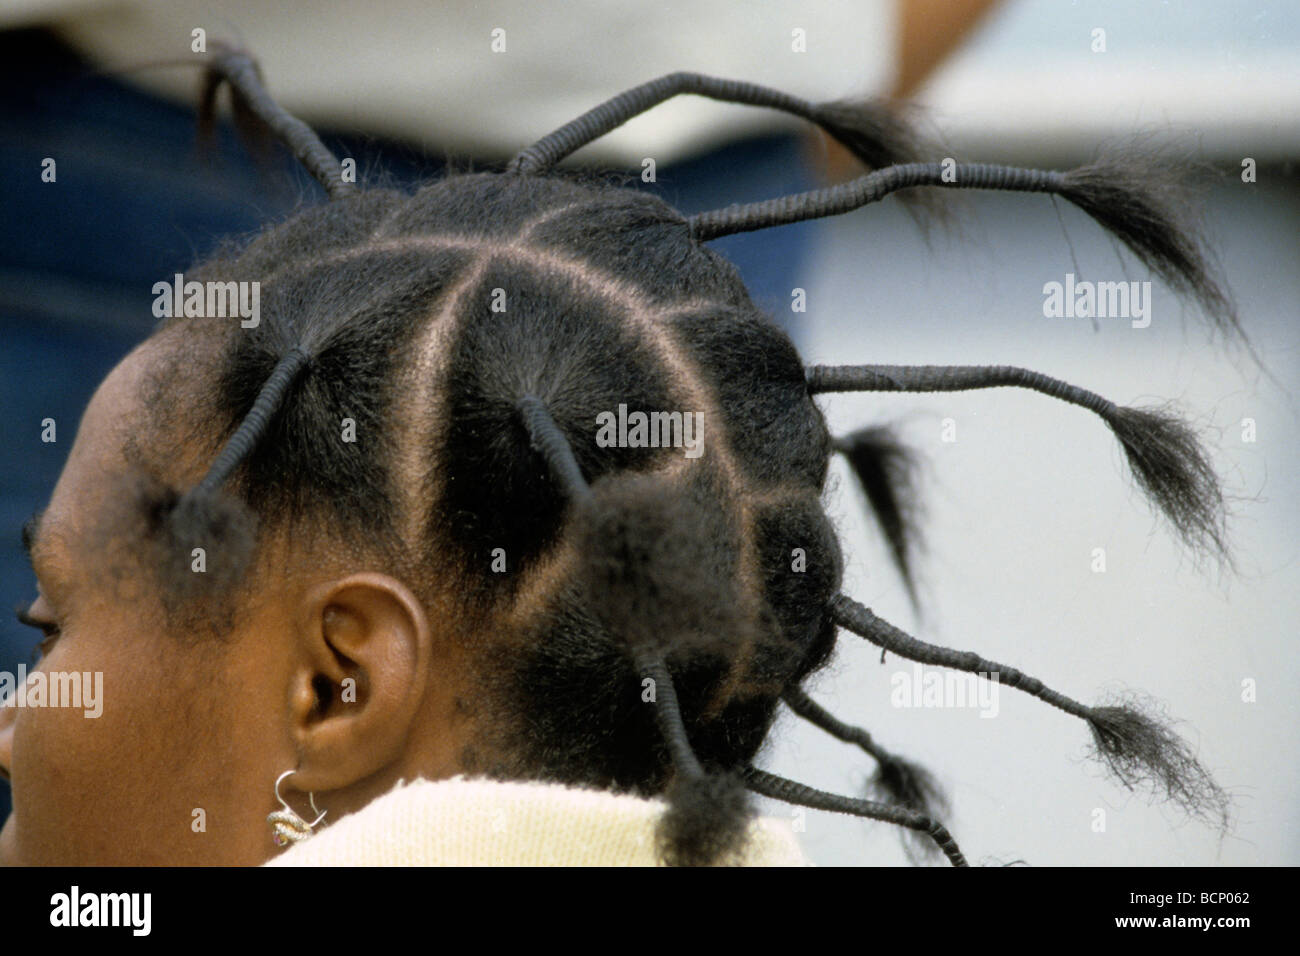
[1,50,1241,867]
[0,172,842,865]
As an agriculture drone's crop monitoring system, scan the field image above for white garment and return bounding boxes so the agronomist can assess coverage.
[263,775,811,866]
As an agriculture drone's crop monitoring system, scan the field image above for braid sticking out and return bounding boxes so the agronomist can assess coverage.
[197,43,353,199]
[831,595,1231,831]
[131,56,1240,864]
[517,395,757,865]
[809,364,1231,568]
[782,684,951,863]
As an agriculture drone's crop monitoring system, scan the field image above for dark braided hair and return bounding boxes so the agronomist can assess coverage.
[126,47,1242,865]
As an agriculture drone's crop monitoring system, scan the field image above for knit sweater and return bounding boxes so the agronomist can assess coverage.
[263,776,809,866]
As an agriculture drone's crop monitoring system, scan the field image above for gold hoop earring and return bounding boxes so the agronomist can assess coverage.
[267,769,327,847]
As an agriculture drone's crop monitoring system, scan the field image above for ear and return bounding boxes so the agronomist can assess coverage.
[286,573,433,792]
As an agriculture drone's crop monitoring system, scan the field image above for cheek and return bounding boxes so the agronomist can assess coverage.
[5,620,261,864]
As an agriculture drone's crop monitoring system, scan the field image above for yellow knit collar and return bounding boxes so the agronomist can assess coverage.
[263,775,808,866]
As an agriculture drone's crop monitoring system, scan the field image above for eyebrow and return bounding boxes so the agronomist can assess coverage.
[21,509,45,564]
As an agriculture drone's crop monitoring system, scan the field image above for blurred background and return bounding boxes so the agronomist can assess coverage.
[1,0,1296,864]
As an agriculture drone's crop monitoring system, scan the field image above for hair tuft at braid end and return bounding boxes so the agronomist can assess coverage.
[811,96,949,230]
[867,754,952,863]
[833,425,926,610]
[657,770,755,866]
[1085,691,1232,833]
[1057,148,1242,343]
[1103,402,1233,570]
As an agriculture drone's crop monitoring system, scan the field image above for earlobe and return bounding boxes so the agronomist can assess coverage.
[288,573,433,793]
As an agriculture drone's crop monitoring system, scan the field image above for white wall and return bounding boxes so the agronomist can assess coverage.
[761,169,1299,865]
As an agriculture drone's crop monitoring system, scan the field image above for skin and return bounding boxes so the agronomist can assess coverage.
[0,333,473,865]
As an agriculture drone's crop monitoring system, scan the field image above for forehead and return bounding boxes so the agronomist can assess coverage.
[33,332,210,570]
